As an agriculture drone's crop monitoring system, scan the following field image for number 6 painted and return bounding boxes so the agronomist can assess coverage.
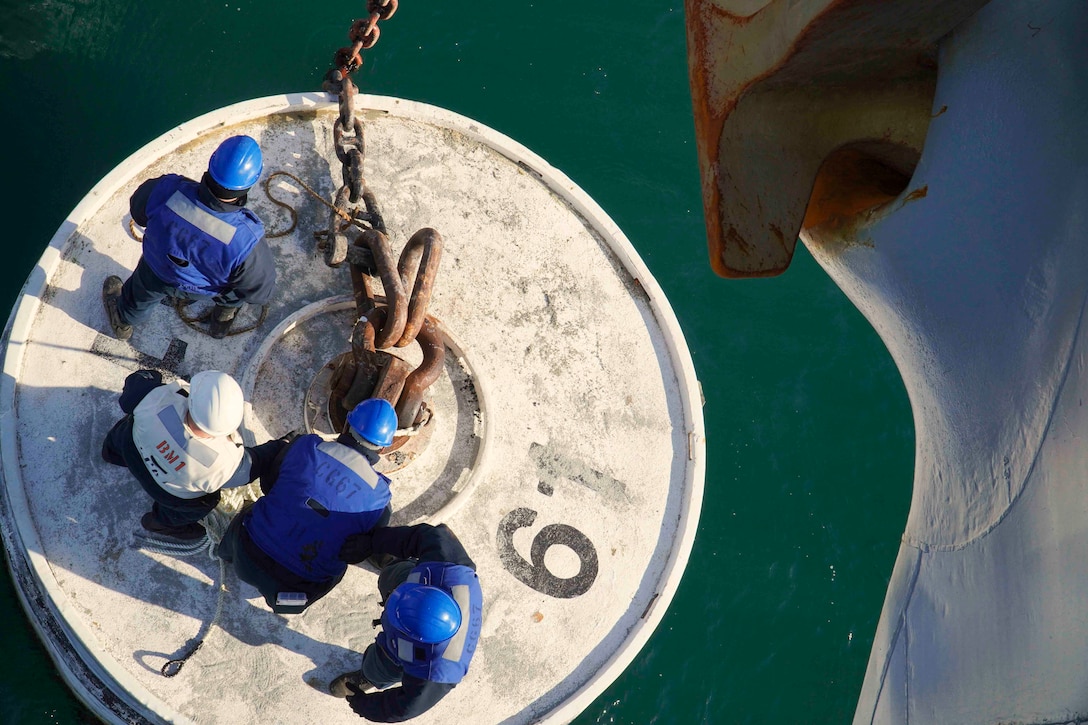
[496,507,599,598]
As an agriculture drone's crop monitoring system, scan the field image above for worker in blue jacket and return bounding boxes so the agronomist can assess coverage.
[329,522,484,722]
[217,398,397,614]
[102,134,276,340]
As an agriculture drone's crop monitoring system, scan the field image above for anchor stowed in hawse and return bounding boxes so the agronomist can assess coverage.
[685,0,1088,723]
[0,4,704,723]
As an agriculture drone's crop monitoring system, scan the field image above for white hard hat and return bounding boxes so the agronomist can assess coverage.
[188,371,244,437]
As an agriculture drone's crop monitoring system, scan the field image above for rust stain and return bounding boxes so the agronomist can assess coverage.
[686,0,728,276]
[725,225,752,255]
[700,0,779,24]
[768,224,786,248]
[802,148,908,232]
[531,612,544,623]
[686,0,978,276]
[903,185,928,203]
[688,0,833,277]
[687,0,914,277]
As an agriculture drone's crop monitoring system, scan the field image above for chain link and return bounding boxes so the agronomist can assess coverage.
[319,5,400,263]
[326,0,400,82]
[313,2,448,433]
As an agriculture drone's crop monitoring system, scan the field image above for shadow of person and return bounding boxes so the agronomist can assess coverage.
[126,547,380,691]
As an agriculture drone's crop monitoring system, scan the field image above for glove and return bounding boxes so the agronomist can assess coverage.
[340,531,374,564]
[345,678,381,716]
[346,689,368,717]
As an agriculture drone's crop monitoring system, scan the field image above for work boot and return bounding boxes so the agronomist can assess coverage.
[328,670,377,698]
[208,304,239,339]
[102,276,133,341]
[140,512,206,541]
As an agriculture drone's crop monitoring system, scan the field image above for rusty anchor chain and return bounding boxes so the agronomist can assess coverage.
[326,224,445,438]
[312,3,447,444]
[326,227,444,437]
[313,0,397,266]
[324,0,400,86]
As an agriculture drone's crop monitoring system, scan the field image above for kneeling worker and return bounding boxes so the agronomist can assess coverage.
[331,522,484,722]
[101,369,286,540]
[218,398,397,614]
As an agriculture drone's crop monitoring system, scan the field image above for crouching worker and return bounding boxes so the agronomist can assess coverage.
[330,522,484,722]
[101,369,287,540]
[217,398,398,614]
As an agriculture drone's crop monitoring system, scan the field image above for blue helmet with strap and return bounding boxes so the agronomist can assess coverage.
[208,135,263,191]
[385,583,462,644]
[346,398,397,448]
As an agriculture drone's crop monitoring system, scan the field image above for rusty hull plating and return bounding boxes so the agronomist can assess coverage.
[684,0,987,278]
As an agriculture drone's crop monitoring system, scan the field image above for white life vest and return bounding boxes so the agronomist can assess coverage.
[131,381,245,499]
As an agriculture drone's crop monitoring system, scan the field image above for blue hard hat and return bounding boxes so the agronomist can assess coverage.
[385,583,462,644]
[346,398,397,447]
[208,135,263,191]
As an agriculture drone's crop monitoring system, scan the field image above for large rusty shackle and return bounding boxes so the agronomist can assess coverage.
[328,227,444,440]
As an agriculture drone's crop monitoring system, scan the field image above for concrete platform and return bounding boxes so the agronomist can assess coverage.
[0,93,704,723]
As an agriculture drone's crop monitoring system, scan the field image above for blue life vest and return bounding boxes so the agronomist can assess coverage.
[245,435,391,582]
[142,174,264,295]
[377,562,483,684]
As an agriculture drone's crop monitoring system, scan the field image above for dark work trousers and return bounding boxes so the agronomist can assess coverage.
[101,414,219,526]
[118,257,241,326]
[359,559,417,688]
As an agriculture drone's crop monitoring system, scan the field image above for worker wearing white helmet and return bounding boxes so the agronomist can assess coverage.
[101,368,288,540]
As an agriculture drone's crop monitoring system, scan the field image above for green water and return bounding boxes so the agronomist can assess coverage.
[0,1,913,722]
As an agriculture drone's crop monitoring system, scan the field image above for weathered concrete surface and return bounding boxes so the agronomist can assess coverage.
[0,94,703,723]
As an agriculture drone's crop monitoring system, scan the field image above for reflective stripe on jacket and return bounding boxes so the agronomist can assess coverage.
[378,561,483,684]
[142,174,263,295]
[246,435,392,581]
[131,382,245,498]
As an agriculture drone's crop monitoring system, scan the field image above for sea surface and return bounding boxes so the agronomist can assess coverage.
[0,1,913,723]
